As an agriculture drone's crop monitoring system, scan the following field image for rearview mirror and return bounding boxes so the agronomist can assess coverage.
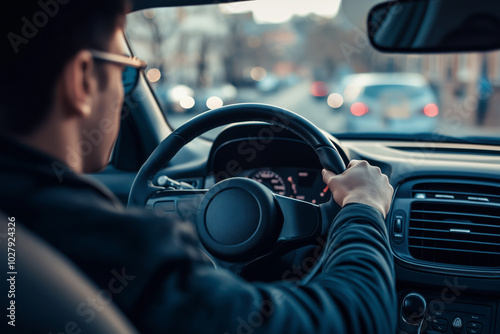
[368,0,500,53]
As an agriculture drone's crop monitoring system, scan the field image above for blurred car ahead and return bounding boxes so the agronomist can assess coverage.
[329,73,439,133]
[310,80,330,99]
[158,83,238,115]
[256,73,282,94]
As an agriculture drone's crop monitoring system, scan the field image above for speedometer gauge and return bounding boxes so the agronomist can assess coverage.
[250,170,287,196]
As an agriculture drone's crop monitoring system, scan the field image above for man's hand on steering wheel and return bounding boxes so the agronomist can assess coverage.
[322,160,393,218]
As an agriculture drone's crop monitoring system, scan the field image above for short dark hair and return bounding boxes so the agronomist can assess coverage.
[0,0,130,135]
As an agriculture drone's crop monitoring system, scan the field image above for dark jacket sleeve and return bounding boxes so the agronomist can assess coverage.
[124,203,396,334]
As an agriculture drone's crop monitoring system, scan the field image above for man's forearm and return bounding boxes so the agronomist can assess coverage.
[310,203,397,333]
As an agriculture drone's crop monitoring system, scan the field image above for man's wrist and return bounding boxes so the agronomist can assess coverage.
[342,197,386,218]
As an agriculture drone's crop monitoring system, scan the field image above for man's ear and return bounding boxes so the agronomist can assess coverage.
[59,50,97,118]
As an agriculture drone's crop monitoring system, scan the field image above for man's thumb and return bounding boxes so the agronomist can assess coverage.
[322,169,336,185]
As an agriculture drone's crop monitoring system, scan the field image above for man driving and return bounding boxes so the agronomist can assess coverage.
[0,1,396,333]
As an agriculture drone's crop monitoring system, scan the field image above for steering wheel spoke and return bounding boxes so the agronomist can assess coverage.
[274,195,321,242]
[146,189,207,224]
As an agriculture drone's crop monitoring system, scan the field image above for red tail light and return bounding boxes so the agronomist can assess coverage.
[350,102,369,116]
[423,103,439,117]
[311,81,329,97]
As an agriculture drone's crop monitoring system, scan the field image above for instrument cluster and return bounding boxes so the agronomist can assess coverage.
[241,167,330,204]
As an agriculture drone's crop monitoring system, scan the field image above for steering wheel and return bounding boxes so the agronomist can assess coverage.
[128,103,347,270]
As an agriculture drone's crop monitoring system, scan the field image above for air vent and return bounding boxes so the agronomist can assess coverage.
[412,183,500,204]
[409,201,500,267]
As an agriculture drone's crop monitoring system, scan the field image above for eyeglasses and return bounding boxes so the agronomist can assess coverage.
[90,50,147,95]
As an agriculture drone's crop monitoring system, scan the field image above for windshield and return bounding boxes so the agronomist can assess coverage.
[125,0,500,141]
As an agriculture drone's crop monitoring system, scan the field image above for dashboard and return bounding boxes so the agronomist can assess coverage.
[337,140,500,334]
[155,122,500,334]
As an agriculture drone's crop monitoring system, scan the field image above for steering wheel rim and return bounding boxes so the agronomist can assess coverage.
[128,103,346,207]
[128,103,347,266]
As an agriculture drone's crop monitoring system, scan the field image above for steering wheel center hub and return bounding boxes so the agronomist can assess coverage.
[197,178,280,261]
[205,188,260,245]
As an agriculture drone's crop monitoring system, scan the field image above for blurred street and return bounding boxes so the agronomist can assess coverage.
[166,80,345,139]
[165,80,500,140]
[127,4,500,142]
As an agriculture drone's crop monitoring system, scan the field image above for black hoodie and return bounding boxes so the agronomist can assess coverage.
[0,136,396,333]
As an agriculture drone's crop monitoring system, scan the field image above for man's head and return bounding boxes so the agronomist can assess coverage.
[0,0,132,173]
